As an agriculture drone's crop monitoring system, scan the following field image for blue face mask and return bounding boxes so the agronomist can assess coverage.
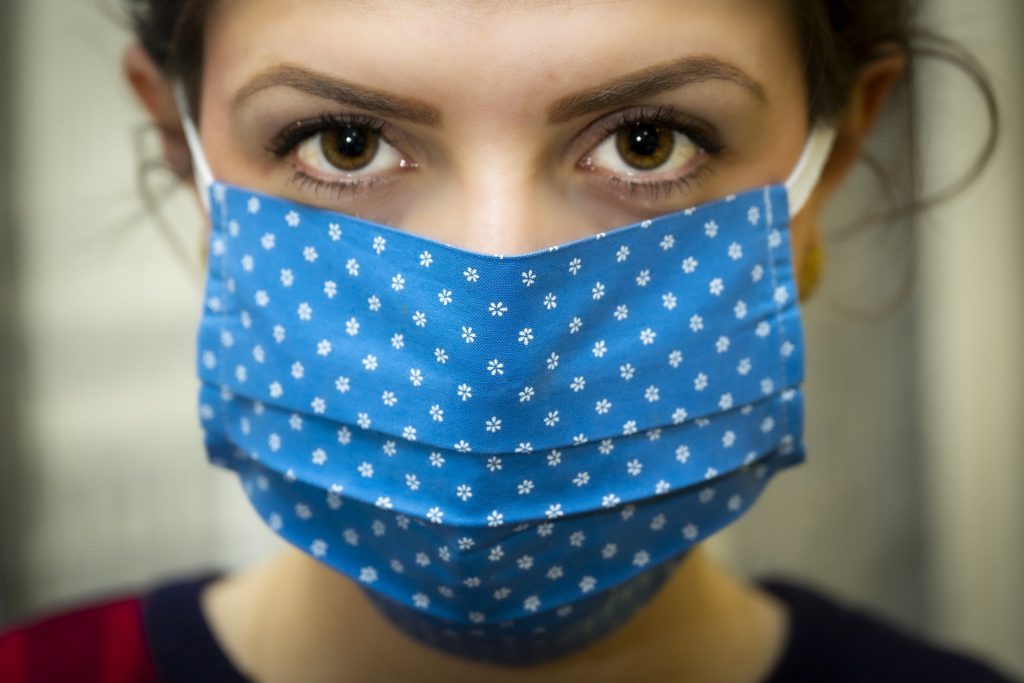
[178,86,835,665]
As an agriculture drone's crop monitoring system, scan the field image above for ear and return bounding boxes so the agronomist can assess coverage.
[815,51,908,199]
[122,42,192,180]
[790,51,906,300]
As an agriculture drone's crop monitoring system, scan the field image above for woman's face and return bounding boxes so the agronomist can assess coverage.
[198,0,812,257]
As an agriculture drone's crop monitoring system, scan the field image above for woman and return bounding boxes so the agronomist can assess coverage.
[0,1,1015,681]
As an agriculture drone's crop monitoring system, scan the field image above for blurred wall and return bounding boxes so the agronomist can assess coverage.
[0,0,21,624]
[917,0,1024,668]
[1,0,1021,677]
[2,0,282,618]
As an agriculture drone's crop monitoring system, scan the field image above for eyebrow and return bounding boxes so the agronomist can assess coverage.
[232,64,443,126]
[547,55,767,123]
[232,55,765,128]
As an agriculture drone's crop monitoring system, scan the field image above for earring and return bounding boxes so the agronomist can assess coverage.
[797,240,825,302]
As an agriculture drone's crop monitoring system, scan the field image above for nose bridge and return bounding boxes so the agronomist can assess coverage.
[401,155,594,257]
[461,172,557,255]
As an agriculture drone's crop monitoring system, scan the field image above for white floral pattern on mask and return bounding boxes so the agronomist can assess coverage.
[197,181,804,663]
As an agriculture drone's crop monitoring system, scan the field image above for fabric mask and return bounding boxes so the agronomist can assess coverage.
[179,87,835,665]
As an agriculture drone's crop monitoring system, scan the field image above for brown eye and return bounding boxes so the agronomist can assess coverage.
[615,123,674,170]
[295,122,404,180]
[588,119,699,179]
[320,126,380,171]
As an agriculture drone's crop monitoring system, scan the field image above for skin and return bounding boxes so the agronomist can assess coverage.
[124,1,904,680]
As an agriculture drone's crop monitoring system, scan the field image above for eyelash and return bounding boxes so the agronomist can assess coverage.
[268,112,388,156]
[607,165,714,201]
[266,107,725,201]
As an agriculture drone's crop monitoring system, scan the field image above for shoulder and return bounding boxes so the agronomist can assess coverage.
[759,578,1019,683]
[0,591,157,683]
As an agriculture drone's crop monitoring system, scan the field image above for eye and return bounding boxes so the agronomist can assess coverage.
[589,121,700,175]
[294,124,404,176]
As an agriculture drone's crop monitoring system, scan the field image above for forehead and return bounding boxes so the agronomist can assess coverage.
[204,0,803,115]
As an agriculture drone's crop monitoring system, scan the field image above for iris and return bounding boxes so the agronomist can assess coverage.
[616,122,674,170]
[322,125,379,170]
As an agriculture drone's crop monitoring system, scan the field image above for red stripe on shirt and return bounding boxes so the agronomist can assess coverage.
[0,596,159,683]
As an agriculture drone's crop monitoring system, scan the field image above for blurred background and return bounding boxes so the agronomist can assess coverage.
[0,0,1021,677]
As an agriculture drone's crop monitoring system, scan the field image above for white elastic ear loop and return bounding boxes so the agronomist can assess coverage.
[783,124,837,218]
[172,81,215,214]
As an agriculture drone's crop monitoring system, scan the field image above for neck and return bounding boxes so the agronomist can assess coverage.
[203,543,788,683]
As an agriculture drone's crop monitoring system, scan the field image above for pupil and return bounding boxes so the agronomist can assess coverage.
[628,124,661,157]
[336,126,368,157]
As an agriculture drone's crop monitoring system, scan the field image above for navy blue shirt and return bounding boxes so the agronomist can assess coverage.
[140,574,1018,682]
